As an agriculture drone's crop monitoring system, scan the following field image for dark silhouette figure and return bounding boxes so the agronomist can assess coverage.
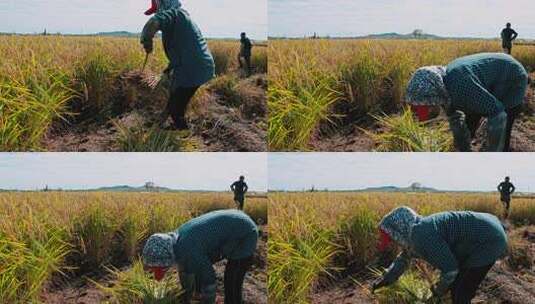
[239,32,253,76]
[501,23,518,55]
[497,176,515,218]
[231,175,248,210]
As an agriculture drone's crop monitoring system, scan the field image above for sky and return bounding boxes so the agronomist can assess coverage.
[0,0,267,39]
[269,0,535,38]
[268,153,535,192]
[0,153,267,191]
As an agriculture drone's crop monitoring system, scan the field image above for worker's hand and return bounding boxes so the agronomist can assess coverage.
[163,66,172,76]
[424,293,440,304]
[200,284,216,304]
[159,67,172,87]
[430,284,447,298]
[371,277,387,293]
[142,38,154,54]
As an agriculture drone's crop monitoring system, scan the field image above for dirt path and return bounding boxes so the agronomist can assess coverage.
[40,234,267,303]
[312,76,535,152]
[310,278,375,304]
[44,72,266,152]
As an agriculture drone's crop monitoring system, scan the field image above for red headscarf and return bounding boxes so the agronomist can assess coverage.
[377,228,393,252]
[145,0,160,15]
[411,104,431,122]
[148,266,167,281]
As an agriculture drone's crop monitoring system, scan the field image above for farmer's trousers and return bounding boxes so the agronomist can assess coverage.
[465,105,522,151]
[448,105,521,152]
[501,194,511,210]
[450,263,494,304]
[168,86,199,128]
[238,54,252,75]
[503,42,513,55]
[501,194,511,218]
[234,194,245,210]
[224,256,253,304]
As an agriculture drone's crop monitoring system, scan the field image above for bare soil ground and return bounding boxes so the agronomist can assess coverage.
[312,75,535,152]
[40,231,268,303]
[310,277,374,304]
[44,72,266,152]
[309,226,535,304]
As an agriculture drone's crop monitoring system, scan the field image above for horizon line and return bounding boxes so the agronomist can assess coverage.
[268,33,535,40]
[0,31,268,40]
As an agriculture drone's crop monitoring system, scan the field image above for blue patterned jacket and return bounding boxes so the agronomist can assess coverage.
[173,210,258,287]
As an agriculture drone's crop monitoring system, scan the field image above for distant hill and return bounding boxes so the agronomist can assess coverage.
[359,184,439,193]
[0,185,196,192]
[95,31,140,37]
[92,184,174,192]
[269,32,507,41]
[363,32,443,40]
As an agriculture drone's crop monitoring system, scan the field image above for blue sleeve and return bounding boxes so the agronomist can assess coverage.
[414,233,459,294]
[153,9,179,31]
[184,253,216,288]
[383,251,411,284]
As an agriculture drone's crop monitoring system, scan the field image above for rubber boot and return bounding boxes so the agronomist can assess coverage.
[447,110,472,152]
[485,111,507,152]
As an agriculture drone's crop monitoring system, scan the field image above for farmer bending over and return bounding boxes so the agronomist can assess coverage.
[406,53,528,152]
[231,175,248,211]
[238,32,253,76]
[142,210,258,304]
[141,0,215,130]
[372,207,508,304]
[501,23,518,55]
[497,176,515,218]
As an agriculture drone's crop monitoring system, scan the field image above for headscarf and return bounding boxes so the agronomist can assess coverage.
[142,232,178,267]
[406,66,449,106]
[378,206,421,249]
[145,0,182,15]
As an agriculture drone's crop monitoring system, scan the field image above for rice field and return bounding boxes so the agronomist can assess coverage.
[0,35,268,151]
[268,192,535,303]
[0,191,267,303]
[268,39,535,151]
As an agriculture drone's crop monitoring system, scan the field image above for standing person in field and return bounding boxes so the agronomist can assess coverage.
[142,210,258,304]
[501,23,518,55]
[238,32,253,76]
[231,176,248,210]
[372,207,508,304]
[497,176,515,218]
[405,53,529,152]
[141,0,215,130]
